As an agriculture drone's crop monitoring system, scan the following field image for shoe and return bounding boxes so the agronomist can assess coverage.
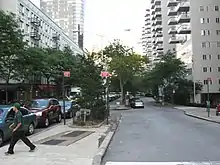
[29,146,36,152]
[5,151,14,155]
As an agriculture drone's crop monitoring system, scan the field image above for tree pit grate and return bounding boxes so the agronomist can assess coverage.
[41,139,66,145]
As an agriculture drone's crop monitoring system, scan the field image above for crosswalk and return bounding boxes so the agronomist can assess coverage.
[105,162,220,165]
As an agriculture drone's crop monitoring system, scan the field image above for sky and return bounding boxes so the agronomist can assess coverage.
[31,0,150,54]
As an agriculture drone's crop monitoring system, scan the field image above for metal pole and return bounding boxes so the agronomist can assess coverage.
[62,75,66,125]
[106,79,109,125]
[207,80,210,117]
[193,80,196,103]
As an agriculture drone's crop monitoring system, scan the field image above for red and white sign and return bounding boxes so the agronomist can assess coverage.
[63,71,70,77]
[100,71,111,78]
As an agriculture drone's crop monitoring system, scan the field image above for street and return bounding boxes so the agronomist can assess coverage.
[103,98,220,164]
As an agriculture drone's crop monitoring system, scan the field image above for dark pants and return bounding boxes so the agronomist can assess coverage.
[8,131,35,153]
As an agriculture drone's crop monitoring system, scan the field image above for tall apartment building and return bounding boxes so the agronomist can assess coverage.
[40,0,84,45]
[142,9,155,67]
[150,0,176,58]
[167,0,220,104]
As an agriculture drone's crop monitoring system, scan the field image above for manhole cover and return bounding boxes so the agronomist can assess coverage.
[41,139,66,145]
[62,131,87,137]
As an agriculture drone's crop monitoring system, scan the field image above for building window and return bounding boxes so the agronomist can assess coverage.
[202,42,206,47]
[216,18,220,23]
[200,6,204,11]
[217,30,220,35]
[210,67,212,72]
[217,41,220,47]
[201,30,210,36]
[209,54,212,59]
[204,80,208,84]
[219,79,220,85]
[201,42,210,48]
[215,6,219,11]
[218,54,220,59]
[203,54,207,60]
[203,67,207,72]
[200,18,210,24]
[218,67,220,72]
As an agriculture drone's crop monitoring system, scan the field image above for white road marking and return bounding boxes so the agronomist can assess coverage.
[105,162,220,165]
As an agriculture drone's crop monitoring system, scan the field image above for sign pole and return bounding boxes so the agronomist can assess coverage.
[62,74,66,125]
[207,78,211,117]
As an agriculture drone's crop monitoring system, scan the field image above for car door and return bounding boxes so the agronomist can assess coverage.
[19,108,31,131]
[48,100,55,120]
[52,99,60,118]
[4,108,15,139]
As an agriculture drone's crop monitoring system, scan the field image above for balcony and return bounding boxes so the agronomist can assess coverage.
[177,14,190,23]
[155,17,162,25]
[52,33,60,40]
[156,37,163,44]
[154,0,161,6]
[177,24,191,34]
[155,25,162,31]
[169,36,181,44]
[30,17,40,26]
[176,1,190,12]
[167,0,179,7]
[156,44,163,51]
[30,31,40,40]
[156,32,163,37]
[167,7,177,16]
[154,5,161,12]
[168,26,177,34]
[168,16,178,25]
[154,11,162,18]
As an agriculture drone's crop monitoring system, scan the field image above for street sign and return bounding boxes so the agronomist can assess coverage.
[63,71,70,77]
[100,71,111,78]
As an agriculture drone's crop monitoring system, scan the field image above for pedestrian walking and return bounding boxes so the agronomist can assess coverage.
[5,103,36,155]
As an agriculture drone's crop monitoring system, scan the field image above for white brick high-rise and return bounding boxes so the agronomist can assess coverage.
[40,0,84,44]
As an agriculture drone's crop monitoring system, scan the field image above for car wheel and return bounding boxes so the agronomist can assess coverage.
[216,112,219,116]
[56,113,62,123]
[0,132,3,147]
[45,117,50,127]
[28,123,35,135]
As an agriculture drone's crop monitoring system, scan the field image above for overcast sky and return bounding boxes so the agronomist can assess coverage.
[31,0,150,53]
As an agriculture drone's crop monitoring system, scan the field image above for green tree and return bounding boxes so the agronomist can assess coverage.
[0,10,26,102]
[103,41,146,103]
[145,52,203,104]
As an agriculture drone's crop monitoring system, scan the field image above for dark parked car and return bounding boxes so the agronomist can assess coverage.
[59,100,78,118]
[0,105,37,147]
[27,98,62,127]
[130,98,144,108]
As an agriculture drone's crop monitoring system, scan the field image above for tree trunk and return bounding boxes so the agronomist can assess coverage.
[119,76,124,104]
[5,87,8,104]
[47,78,50,97]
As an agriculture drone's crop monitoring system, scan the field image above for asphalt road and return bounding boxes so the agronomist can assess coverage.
[103,98,220,164]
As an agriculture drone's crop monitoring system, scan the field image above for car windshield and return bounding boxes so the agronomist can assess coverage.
[135,100,142,102]
[59,101,72,107]
[29,100,48,109]
[0,107,8,119]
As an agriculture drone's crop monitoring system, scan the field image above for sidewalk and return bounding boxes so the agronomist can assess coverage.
[174,106,220,124]
[0,123,109,165]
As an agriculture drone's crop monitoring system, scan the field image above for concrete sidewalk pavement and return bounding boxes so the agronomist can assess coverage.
[174,106,220,124]
[0,123,109,165]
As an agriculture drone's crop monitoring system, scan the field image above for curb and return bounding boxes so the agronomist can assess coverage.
[92,114,122,165]
[184,112,220,124]
[173,107,220,124]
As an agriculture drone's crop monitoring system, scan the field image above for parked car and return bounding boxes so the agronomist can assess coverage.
[26,98,62,127]
[130,98,144,108]
[59,100,77,118]
[0,105,37,147]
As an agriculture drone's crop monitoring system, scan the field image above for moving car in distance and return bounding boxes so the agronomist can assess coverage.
[26,98,62,127]
[129,98,144,108]
[0,105,37,147]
